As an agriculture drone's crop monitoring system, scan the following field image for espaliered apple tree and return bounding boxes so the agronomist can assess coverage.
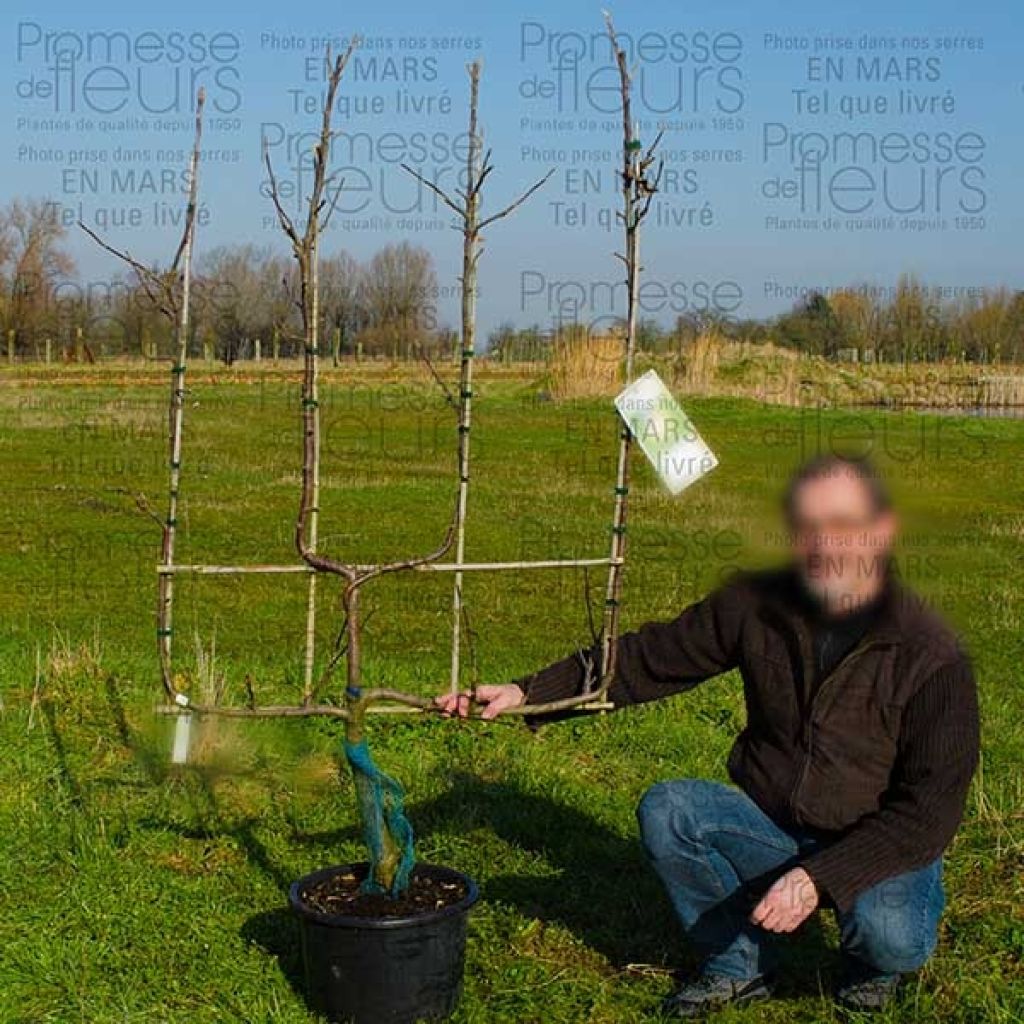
[140,13,660,901]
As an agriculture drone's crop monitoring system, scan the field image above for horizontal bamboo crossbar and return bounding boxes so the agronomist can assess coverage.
[157,557,622,576]
[154,699,617,720]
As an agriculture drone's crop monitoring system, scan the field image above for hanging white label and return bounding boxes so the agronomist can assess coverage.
[614,370,718,495]
[171,713,193,765]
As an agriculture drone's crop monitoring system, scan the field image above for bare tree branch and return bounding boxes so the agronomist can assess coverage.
[399,164,464,219]
[262,141,301,249]
[170,89,206,271]
[320,174,347,232]
[478,168,556,230]
[77,222,176,320]
[415,343,459,411]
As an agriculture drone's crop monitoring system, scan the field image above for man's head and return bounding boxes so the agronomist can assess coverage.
[783,454,897,615]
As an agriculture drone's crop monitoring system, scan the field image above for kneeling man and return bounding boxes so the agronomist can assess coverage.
[437,454,979,1016]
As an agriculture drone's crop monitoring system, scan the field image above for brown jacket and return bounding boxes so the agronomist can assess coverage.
[517,563,980,912]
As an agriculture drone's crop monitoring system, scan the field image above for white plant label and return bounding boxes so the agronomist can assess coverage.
[614,370,719,495]
[171,713,193,765]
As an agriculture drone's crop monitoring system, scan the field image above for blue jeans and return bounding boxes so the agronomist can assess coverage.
[636,779,945,981]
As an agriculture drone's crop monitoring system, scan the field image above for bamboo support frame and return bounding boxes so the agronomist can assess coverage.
[154,22,662,725]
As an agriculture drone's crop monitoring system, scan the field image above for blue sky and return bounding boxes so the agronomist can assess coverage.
[4,0,1021,340]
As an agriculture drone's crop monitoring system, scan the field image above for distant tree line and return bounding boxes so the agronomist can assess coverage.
[0,199,445,363]
[2,197,1022,364]
[488,278,1024,365]
[770,279,1024,364]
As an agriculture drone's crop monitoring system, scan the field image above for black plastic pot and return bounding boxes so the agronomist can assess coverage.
[288,862,479,1024]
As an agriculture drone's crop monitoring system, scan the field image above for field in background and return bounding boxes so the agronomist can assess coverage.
[10,343,1024,413]
[0,362,1021,1023]
[545,330,1024,409]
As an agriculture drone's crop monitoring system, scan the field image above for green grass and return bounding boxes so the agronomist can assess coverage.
[0,364,1021,1023]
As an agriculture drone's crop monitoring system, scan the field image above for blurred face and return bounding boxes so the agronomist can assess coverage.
[788,467,897,615]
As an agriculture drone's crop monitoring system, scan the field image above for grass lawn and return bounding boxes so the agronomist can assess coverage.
[0,363,1021,1023]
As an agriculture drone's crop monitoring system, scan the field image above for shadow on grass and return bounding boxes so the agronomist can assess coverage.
[284,771,841,999]
[240,907,306,999]
[81,686,840,1005]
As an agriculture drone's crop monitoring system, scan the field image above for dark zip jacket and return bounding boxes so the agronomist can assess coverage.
[516,562,980,913]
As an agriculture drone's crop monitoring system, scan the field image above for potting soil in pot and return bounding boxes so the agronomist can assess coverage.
[299,867,469,919]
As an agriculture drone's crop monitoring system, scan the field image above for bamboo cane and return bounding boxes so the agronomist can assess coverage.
[156,691,616,720]
[594,14,663,699]
[449,62,481,698]
[302,230,321,706]
[156,88,205,701]
[157,556,622,576]
[80,91,206,704]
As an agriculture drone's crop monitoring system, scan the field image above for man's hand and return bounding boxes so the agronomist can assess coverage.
[749,866,819,933]
[433,683,526,720]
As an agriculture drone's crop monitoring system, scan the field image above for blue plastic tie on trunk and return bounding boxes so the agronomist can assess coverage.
[342,737,415,897]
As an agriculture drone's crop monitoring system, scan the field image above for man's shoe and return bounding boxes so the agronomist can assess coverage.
[834,961,904,1013]
[661,972,773,1019]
